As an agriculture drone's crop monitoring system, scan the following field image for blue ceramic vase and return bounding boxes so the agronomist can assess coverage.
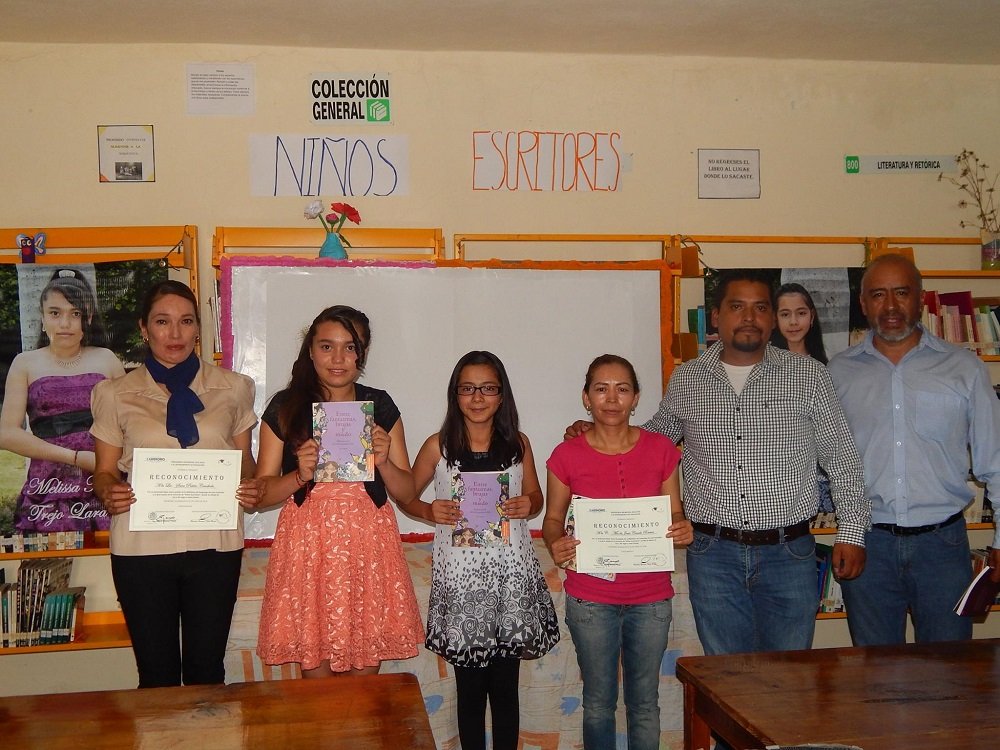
[319,233,348,259]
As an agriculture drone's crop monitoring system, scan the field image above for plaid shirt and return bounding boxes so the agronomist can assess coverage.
[645,342,870,547]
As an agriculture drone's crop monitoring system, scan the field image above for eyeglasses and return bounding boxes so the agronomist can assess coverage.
[455,384,502,397]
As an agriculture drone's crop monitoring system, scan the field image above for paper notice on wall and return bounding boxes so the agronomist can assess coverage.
[698,149,761,199]
[187,63,255,116]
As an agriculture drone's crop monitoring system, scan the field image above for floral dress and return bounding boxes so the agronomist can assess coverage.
[426,454,559,667]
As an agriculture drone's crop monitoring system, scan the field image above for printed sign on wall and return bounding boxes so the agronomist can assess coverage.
[310,73,392,124]
[844,154,957,174]
[698,149,760,199]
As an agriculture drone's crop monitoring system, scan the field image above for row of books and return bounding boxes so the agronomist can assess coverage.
[0,558,81,648]
[815,543,844,614]
[0,531,86,554]
[921,290,1000,356]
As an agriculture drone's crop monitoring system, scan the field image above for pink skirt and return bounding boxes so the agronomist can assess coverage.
[257,482,423,671]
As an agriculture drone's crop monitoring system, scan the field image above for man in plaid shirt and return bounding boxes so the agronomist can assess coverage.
[646,269,869,655]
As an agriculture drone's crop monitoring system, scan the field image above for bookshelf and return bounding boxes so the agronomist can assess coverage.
[920,268,1000,362]
[0,536,129,655]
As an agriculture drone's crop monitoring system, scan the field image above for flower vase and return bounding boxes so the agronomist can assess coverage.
[319,233,348,259]
[981,231,1000,271]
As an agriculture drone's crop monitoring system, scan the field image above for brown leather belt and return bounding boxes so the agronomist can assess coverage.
[692,519,811,546]
[872,511,964,536]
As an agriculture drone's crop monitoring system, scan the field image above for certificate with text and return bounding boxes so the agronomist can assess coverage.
[573,496,673,575]
[129,448,241,531]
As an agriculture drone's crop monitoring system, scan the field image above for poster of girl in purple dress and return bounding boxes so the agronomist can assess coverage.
[0,267,126,532]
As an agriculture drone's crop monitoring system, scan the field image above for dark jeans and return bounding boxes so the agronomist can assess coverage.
[453,657,521,750]
[842,519,973,645]
[111,548,243,688]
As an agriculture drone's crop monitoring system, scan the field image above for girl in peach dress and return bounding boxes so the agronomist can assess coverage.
[255,305,423,676]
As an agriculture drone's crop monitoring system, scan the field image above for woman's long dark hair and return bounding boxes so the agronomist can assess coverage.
[770,283,828,365]
[440,351,524,468]
[36,268,106,348]
[279,305,371,447]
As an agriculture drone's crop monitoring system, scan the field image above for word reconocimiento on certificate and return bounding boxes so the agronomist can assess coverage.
[129,448,242,532]
[573,495,674,575]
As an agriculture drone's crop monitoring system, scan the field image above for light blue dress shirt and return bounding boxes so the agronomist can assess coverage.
[829,328,1000,549]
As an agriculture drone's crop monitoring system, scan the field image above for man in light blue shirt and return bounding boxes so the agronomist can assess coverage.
[829,254,1000,644]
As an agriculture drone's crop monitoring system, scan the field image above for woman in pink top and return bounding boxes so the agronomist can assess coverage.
[543,354,692,750]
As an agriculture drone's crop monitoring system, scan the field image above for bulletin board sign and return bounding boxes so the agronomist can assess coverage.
[98,125,156,183]
[221,257,672,538]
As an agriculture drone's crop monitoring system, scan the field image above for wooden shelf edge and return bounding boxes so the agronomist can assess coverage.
[0,532,110,560]
[0,611,129,655]
[817,604,1000,622]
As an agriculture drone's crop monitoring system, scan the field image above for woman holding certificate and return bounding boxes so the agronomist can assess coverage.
[91,280,261,688]
[410,351,559,750]
[543,354,693,750]
[254,305,423,677]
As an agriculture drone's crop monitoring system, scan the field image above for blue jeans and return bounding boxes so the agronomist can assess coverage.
[841,520,973,645]
[564,596,672,750]
[686,531,817,655]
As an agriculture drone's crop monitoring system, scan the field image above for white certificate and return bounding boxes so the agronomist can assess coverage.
[573,495,674,575]
[129,448,241,531]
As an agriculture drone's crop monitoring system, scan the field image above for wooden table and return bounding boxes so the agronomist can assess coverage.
[676,639,1000,750]
[0,672,434,749]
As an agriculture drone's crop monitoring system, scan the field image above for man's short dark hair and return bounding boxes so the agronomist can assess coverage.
[711,269,775,311]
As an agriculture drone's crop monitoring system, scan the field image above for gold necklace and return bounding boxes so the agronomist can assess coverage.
[52,350,83,368]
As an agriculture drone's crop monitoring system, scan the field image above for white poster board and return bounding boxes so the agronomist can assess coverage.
[222,260,667,537]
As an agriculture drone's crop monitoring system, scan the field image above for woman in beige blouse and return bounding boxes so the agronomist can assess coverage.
[91,280,262,688]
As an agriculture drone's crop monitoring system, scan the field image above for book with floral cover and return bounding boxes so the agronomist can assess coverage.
[450,470,509,548]
[311,401,375,482]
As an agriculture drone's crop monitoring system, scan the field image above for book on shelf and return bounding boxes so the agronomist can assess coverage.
[687,306,707,354]
[954,561,1000,617]
[11,558,73,647]
[815,543,844,614]
[46,587,86,644]
[0,530,85,554]
[311,401,376,482]
[450,470,510,548]
[921,290,1000,355]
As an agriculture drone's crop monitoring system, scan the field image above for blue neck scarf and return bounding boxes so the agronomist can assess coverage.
[145,352,204,448]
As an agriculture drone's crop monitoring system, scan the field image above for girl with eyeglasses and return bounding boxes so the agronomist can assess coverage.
[410,350,559,750]
[254,305,423,677]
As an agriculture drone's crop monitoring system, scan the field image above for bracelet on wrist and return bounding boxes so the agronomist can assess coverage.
[72,450,79,467]
[293,472,306,487]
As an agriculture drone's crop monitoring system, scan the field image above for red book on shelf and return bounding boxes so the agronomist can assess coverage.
[922,289,940,315]
[938,290,975,315]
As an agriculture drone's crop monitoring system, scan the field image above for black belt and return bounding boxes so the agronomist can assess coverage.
[872,511,964,536]
[30,409,93,439]
[692,519,811,546]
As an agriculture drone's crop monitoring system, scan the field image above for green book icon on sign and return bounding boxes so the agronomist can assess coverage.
[367,99,391,122]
